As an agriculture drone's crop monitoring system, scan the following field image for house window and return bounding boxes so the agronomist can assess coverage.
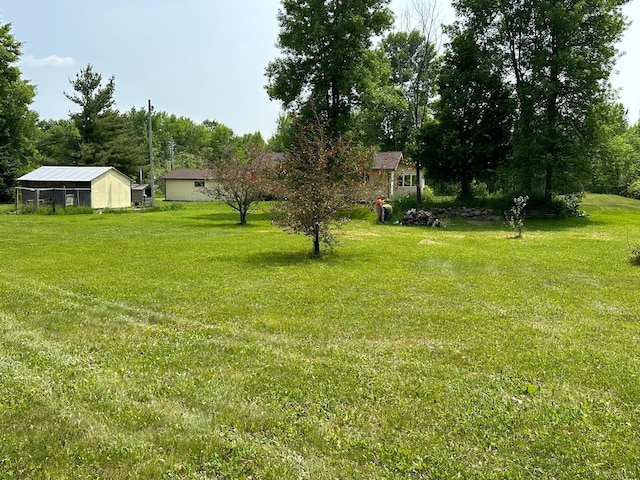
[398,174,416,187]
[194,181,205,188]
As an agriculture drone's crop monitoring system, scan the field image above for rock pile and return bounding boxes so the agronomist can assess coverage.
[400,206,500,226]
[400,209,445,227]
[431,207,498,219]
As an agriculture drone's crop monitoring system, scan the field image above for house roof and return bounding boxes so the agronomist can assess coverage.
[254,152,404,171]
[18,166,129,183]
[373,151,404,171]
[162,169,210,180]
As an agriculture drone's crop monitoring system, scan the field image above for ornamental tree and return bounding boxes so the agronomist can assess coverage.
[205,143,272,225]
[269,113,373,256]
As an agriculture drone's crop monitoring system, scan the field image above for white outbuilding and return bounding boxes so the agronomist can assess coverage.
[16,166,133,210]
[162,169,216,202]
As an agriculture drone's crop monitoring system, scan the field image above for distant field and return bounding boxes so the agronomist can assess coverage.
[1,195,639,479]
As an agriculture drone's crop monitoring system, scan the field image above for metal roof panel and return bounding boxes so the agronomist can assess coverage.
[17,166,116,182]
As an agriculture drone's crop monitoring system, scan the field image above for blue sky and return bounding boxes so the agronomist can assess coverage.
[2,0,638,139]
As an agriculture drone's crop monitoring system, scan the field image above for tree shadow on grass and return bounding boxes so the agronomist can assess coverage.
[240,250,321,267]
[185,212,270,228]
[244,249,364,267]
[444,216,607,233]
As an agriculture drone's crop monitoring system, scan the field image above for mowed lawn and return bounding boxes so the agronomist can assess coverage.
[0,195,639,479]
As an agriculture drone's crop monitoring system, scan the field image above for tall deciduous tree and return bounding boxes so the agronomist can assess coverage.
[589,101,640,195]
[355,48,411,152]
[0,21,37,202]
[452,0,629,199]
[386,0,441,134]
[35,119,81,165]
[270,112,373,256]
[265,0,394,135]
[359,0,442,202]
[416,29,513,199]
[268,113,297,153]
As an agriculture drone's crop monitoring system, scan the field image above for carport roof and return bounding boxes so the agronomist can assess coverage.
[18,166,122,182]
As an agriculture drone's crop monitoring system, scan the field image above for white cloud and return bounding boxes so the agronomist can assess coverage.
[22,55,76,68]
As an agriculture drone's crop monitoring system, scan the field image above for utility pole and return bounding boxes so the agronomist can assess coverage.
[148,99,155,206]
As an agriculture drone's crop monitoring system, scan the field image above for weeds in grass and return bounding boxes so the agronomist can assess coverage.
[16,204,95,215]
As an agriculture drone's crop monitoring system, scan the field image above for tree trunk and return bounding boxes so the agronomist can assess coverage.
[313,222,321,256]
[545,25,560,202]
[460,173,472,200]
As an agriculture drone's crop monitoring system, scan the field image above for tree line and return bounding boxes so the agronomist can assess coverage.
[266,0,640,203]
[2,0,640,208]
[0,24,268,203]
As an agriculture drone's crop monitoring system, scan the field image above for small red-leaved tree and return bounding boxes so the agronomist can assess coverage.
[270,114,373,256]
[205,144,271,225]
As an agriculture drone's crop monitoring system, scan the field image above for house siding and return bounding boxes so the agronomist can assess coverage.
[394,163,423,196]
[165,179,217,202]
[91,171,133,209]
[369,151,425,198]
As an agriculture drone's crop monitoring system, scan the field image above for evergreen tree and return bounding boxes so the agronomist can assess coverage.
[64,65,144,177]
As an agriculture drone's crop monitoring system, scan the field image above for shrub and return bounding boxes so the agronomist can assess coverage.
[470,181,490,198]
[392,194,422,215]
[422,185,435,202]
[53,206,94,215]
[344,205,371,220]
[16,204,38,214]
[16,205,117,215]
[505,195,529,238]
[554,192,589,218]
[627,179,640,200]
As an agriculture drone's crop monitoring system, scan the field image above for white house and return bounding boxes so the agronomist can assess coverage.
[16,166,132,209]
[369,152,424,198]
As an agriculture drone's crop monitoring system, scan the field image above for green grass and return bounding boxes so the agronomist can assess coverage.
[1,195,639,479]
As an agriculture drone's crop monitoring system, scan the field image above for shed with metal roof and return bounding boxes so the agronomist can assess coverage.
[16,166,133,210]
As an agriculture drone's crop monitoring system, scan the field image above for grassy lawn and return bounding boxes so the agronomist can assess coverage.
[1,195,639,479]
